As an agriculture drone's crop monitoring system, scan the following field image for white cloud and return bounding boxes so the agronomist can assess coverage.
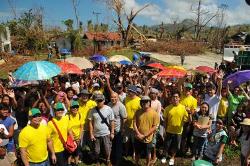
[122,0,250,25]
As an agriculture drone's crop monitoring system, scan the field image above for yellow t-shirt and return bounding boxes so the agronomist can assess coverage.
[134,108,160,143]
[48,116,69,153]
[19,124,49,163]
[78,100,97,131]
[217,97,228,118]
[180,95,197,113]
[164,103,188,134]
[125,96,141,129]
[68,113,83,140]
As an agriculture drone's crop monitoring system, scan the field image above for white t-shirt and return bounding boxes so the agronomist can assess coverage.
[205,94,221,121]
[151,99,162,115]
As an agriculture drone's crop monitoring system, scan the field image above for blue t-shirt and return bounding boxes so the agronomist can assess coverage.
[0,116,16,152]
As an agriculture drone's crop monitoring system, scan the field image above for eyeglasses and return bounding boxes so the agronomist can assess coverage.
[71,106,79,109]
[32,114,41,118]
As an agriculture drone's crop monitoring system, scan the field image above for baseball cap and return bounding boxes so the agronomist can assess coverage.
[95,94,105,102]
[79,89,91,95]
[93,83,100,87]
[29,108,41,117]
[71,100,79,107]
[184,83,193,89]
[141,96,151,101]
[150,88,159,94]
[127,85,137,93]
[54,102,64,111]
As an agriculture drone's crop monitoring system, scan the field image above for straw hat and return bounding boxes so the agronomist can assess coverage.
[240,118,250,126]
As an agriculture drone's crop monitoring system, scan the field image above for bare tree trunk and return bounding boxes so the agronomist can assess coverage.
[7,0,17,19]
[72,0,80,28]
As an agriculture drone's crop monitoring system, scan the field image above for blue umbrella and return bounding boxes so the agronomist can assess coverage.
[90,54,107,62]
[119,60,133,65]
[13,61,61,81]
[60,48,71,54]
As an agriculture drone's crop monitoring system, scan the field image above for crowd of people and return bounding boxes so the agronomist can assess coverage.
[0,56,250,166]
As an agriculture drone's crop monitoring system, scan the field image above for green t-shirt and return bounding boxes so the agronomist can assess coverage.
[227,92,245,121]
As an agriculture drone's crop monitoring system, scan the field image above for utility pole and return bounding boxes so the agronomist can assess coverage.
[93,11,101,54]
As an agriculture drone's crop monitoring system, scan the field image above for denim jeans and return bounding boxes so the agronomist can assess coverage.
[29,158,50,166]
[192,136,207,158]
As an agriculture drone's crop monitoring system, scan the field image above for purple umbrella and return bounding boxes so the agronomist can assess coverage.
[223,70,250,88]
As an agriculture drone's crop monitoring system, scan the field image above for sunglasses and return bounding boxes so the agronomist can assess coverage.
[71,106,79,109]
[32,113,41,118]
[96,99,104,102]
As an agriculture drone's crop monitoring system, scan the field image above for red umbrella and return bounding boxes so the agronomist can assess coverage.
[56,61,83,74]
[196,66,216,74]
[147,63,165,70]
[157,68,186,78]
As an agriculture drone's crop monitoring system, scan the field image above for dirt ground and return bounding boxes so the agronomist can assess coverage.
[151,52,222,69]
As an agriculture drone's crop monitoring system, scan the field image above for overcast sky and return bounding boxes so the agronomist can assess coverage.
[0,0,250,28]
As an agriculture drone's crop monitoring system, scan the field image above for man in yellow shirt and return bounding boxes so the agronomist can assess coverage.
[77,89,96,156]
[68,100,83,165]
[133,96,159,166]
[47,102,74,166]
[19,108,56,165]
[163,91,191,166]
[124,85,141,157]
[180,83,197,155]
[217,87,228,121]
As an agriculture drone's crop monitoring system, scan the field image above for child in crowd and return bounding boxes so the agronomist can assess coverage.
[204,119,228,165]
[229,102,247,146]
[192,102,212,160]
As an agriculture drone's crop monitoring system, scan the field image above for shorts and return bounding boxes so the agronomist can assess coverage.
[70,145,81,157]
[6,152,17,164]
[94,135,112,158]
[134,139,153,157]
[164,133,182,154]
[123,128,135,143]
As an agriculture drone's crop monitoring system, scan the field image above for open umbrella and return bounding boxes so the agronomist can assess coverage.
[147,63,165,70]
[65,57,93,69]
[223,70,250,88]
[13,61,61,81]
[166,65,186,71]
[12,80,39,87]
[90,54,107,62]
[196,66,216,74]
[108,55,131,63]
[156,68,186,78]
[60,48,71,55]
[56,61,83,74]
[119,60,133,65]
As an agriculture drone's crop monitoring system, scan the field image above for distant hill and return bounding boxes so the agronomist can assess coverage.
[133,20,250,40]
